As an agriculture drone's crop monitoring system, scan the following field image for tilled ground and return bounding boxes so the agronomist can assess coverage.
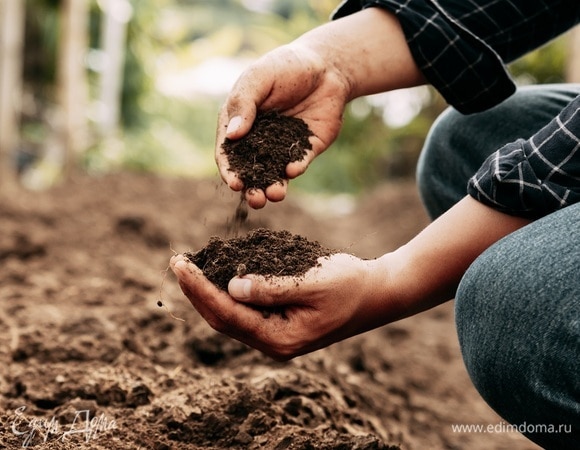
[0,173,538,449]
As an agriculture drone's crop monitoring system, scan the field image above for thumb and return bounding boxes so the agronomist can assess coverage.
[223,100,257,141]
[222,61,276,140]
[228,276,253,300]
[228,274,307,307]
[225,115,253,140]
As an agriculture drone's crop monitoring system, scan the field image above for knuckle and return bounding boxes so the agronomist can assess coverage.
[205,315,228,334]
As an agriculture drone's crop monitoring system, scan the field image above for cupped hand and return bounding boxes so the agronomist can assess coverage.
[216,43,350,209]
[170,252,396,360]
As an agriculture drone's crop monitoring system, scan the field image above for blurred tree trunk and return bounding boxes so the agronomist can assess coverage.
[57,0,89,178]
[567,27,580,82]
[98,0,132,138]
[0,0,25,192]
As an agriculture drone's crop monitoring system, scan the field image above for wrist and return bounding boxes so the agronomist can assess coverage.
[355,254,410,330]
[362,246,452,327]
[293,7,424,101]
[384,197,532,313]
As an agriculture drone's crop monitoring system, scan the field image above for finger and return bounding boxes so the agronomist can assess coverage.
[170,255,231,322]
[223,82,260,141]
[215,67,269,190]
[170,256,224,327]
[284,120,339,179]
[216,152,244,192]
[264,181,287,202]
[171,257,305,359]
[286,150,315,179]
[224,62,275,139]
[228,272,311,307]
[224,114,252,141]
[245,189,267,209]
[215,106,244,191]
[171,255,266,336]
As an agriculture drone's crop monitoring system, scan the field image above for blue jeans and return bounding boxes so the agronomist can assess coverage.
[417,84,580,449]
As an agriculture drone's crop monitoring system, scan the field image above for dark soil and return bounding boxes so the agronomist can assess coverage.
[216,110,328,299]
[221,110,313,191]
[0,173,539,449]
[185,228,334,292]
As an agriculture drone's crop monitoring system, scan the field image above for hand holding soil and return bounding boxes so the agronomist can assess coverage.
[170,248,393,361]
[215,43,349,208]
[180,97,400,360]
[220,110,313,209]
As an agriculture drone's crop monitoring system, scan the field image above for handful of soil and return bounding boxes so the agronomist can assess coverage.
[185,228,335,292]
[189,112,328,315]
[221,110,314,191]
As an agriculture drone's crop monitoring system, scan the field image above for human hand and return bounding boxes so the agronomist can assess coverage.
[216,43,349,209]
[170,252,397,360]
[215,7,424,209]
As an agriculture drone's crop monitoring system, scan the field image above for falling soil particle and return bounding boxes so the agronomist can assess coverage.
[221,110,313,192]
[225,193,250,237]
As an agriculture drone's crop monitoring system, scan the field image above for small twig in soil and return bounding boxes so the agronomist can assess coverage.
[157,260,186,322]
[157,295,186,322]
[337,231,379,253]
[236,263,247,277]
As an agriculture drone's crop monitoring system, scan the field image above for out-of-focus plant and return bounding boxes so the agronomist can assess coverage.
[509,37,567,85]
[19,0,571,194]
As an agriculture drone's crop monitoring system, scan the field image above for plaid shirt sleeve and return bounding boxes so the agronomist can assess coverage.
[333,0,580,217]
[467,95,580,219]
[332,0,580,114]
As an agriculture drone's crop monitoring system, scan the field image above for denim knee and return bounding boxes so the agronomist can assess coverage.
[416,107,495,219]
[416,108,463,219]
[455,205,580,448]
[417,84,580,220]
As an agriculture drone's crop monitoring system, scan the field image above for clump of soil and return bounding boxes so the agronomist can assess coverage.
[185,228,335,292]
[222,110,314,192]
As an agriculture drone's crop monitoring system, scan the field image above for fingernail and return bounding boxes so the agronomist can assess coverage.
[226,116,242,135]
[228,278,251,300]
[173,260,189,274]
[170,254,184,264]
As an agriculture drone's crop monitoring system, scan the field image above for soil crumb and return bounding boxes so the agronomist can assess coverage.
[185,228,335,292]
[221,110,313,192]
[225,193,249,237]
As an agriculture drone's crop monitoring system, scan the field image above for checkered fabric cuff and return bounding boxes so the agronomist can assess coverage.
[468,96,580,219]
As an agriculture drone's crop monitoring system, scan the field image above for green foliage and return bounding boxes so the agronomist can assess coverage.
[87,0,161,128]
[83,92,219,176]
[509,38,567,84]
[293,94,439,195]
[23,0,59,94]
[20,0,572,194]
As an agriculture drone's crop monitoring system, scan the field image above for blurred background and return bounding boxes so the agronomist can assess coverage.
[1,0,579,194]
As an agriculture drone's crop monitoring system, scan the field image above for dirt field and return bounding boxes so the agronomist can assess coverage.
[0,172,538,449]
